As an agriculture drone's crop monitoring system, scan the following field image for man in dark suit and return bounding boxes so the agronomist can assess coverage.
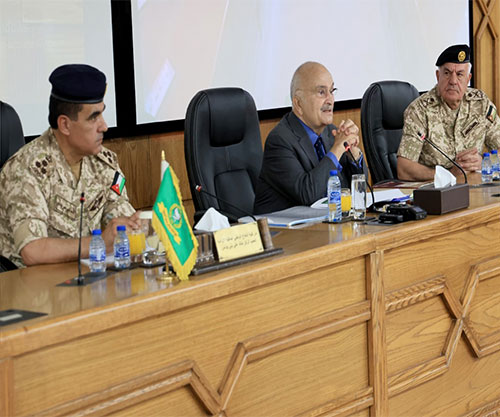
[254,61,366,214]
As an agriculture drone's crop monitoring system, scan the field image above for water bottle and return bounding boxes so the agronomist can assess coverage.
[491,149,500,180]
[89,229,107,273]
[114,225,131,269]
[482,152,493,183]
[327,170,342,222]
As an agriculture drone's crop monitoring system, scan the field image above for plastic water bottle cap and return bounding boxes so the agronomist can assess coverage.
[492,150,498,155]
[330,170,338,176]
[484,152,490,157]
[117,225,126,231]
[92,229,102,235]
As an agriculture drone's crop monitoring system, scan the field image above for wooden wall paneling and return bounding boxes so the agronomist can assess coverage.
[105,136,152,210]
[474,0,499,104]
[258,118,280,146]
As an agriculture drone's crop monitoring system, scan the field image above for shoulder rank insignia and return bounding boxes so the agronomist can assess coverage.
[111,171,126,196]
[487,105,497,123]
[32,155,53,177]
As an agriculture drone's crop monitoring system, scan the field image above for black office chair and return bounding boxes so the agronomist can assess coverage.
[184,88,263,222]
[0,101,25,171]
[360,81,419,184]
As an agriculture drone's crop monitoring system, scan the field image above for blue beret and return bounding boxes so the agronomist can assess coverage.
[49,64,106,103]
[435,44,470,67]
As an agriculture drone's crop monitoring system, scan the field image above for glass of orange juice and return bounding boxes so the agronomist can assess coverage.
[341,188,352,218]
[129,228,147,263]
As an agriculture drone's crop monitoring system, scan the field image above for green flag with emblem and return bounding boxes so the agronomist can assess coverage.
[152,161,198,280]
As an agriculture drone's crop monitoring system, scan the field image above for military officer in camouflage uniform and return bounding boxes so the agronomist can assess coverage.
[397,44,500,181]
[0,64,140,268]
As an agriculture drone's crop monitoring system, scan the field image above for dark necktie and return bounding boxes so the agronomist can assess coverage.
[314,136,326,161]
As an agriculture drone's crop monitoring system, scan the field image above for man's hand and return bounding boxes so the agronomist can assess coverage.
[102,211,142,252]
[454,148,482,172]
[331,119,361,160]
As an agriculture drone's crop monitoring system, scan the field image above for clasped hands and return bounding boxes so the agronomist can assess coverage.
[331,119,361,161]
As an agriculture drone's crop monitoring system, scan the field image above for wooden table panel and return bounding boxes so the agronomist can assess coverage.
[382,221,500,294]
[11,258,366,415]
[385,297,453,376]
[388,338,500,416]
[106,387,209,417]
[4,186,500,415]
[226,324,370,416]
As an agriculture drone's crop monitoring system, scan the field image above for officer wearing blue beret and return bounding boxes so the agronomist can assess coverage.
[0,64,141,267]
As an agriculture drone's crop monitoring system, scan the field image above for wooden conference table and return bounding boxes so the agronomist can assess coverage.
[2,178,500,416]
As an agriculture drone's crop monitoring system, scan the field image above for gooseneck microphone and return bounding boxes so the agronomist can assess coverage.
[195,185,257,221]
[77,192,85,285]
[343,142,376,210]
[417,132,468,183]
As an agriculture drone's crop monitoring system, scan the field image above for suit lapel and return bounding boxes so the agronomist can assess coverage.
[287,113,320,166]
[321,125,335,150]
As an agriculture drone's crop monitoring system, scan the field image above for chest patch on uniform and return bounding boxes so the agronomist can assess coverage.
[487,105,497,123]
[463,120,479,136]
[53,195,77,219]
[87,190,105,214]
[110,171,126,196]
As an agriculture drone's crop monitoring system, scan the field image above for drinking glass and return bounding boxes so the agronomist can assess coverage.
[341,188,351,218]
[129,229,146,263]
[351,174,366,220]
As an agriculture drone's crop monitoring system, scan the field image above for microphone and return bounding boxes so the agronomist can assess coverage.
[343,142,376,211]
[195,185,257,221]
[417,132,468,183]
[343,141,362,167]
[77,192,85,285]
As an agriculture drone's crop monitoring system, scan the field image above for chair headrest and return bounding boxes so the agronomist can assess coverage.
[379,82,419,129]
[205,88,248,147]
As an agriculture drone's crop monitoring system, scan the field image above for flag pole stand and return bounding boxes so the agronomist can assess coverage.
[156,259,177,282]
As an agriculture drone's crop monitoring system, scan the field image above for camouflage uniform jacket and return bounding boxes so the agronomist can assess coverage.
[398,86,500,168]
[0,128,135,267]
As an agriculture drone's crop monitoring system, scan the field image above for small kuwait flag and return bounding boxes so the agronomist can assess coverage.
[111,171,126,196]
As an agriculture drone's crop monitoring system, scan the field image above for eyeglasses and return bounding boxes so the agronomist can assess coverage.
[311,86,337,98]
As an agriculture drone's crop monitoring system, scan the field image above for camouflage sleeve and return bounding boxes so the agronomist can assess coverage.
[398,102,426,161]
[483,100,500,150]
[102,187,136,227]
[2,161,50,254]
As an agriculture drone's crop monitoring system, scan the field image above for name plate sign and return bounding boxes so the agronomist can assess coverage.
[213,222,264,262]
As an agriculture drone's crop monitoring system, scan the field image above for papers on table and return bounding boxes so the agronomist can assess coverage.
[366,189,409,207]
[240,190,410,228]
[239,206,328,228]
